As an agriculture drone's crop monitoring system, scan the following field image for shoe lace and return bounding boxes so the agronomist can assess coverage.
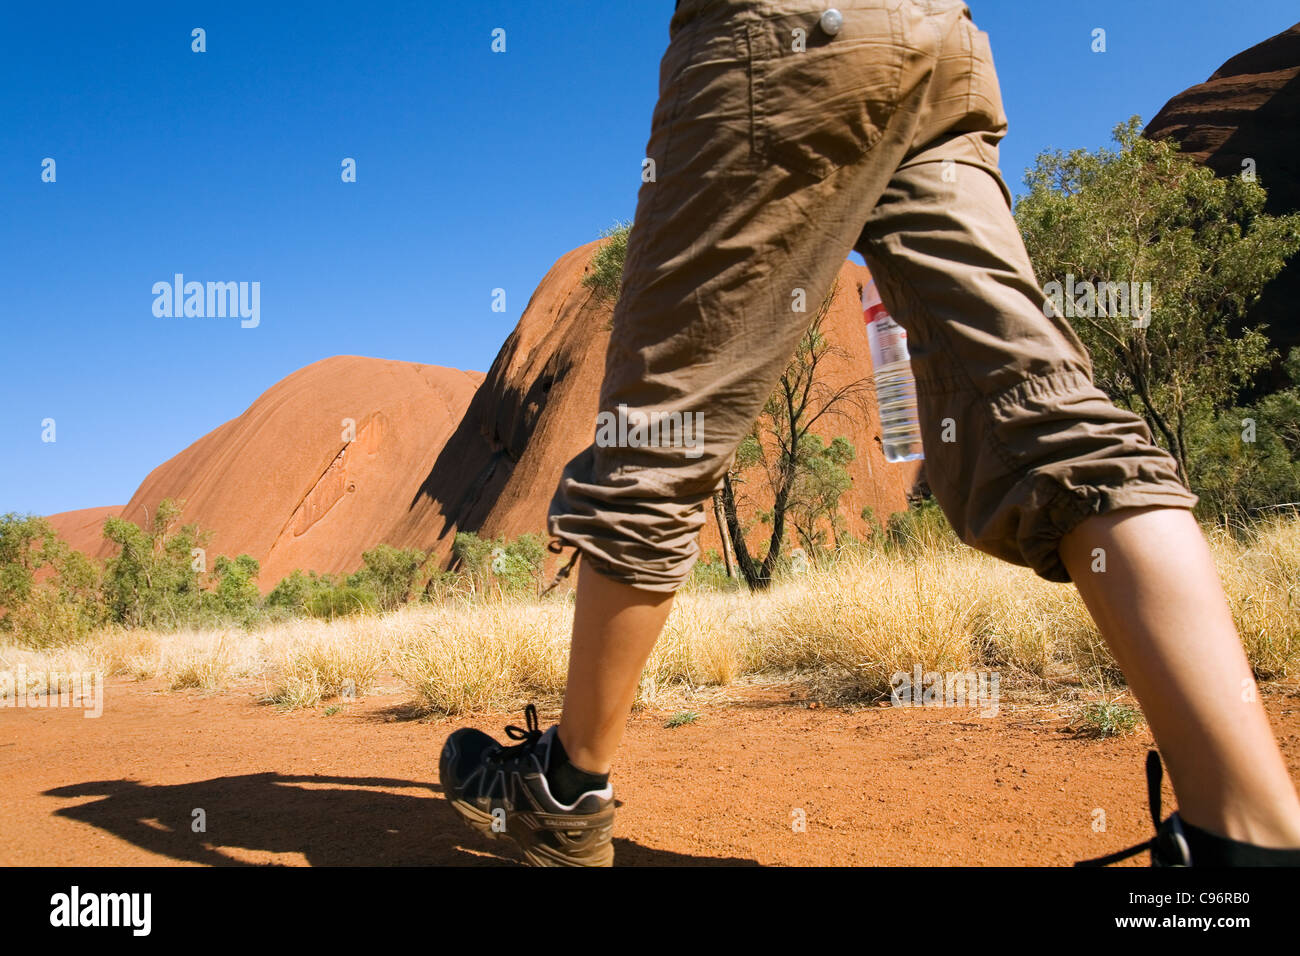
[1075,750,1176,866]
[485,704,543,766]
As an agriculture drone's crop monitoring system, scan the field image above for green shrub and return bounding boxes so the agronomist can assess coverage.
[665,711,701,728]
[305,585,376,619]
[493,533,544,592]
[7,586,95,649]
[0,513,57,619]
[788,435,855,560]
[1016,117,1300,487]
[859,505,884,544]
[1189,349,1300,522]
[451,531,494,590]
[101,499,208,628]
[213,554,261,622]
[354,544,426,611]
[687,552,741,591]
[452,531,546,595]
[886,497,957,553]
[265,569,331,614]
[1072,700,1144,739]
[582,222,631,302]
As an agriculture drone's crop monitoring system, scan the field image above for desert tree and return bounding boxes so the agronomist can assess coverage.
[1016,116,1300,485]
[720,281,870,589]
[101,498,209,627]
[786,434,856,558]
[0,513,57,623]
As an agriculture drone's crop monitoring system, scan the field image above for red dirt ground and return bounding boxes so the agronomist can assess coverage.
[3,679,1298,866]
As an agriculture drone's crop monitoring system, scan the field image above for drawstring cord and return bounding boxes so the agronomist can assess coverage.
[1075,751,1171,866]
[539,537,581,597]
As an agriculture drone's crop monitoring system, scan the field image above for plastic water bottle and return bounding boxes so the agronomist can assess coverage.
[863,279,924,463]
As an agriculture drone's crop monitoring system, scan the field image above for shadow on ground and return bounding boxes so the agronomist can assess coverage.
[43,774,756,867]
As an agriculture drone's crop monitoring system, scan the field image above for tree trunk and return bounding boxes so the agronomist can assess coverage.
[721,474,761,588]
[711,491,735,578]
[757,456,797,588]
[1130,366,1189,486]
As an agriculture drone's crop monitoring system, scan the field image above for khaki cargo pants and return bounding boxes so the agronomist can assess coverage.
[548,0,1196,592]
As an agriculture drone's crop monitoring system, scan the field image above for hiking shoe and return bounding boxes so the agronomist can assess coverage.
[440,704,615,867]
[1076,750,1300,866]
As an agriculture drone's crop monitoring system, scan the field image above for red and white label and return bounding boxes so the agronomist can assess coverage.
[862,279,909,367]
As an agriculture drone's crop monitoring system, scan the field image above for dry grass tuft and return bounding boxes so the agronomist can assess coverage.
[4,518,1297,715]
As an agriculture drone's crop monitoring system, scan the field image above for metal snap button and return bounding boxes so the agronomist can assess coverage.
[820,8,844,36]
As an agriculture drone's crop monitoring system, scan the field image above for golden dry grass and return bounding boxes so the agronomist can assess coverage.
[3,518,1297,713]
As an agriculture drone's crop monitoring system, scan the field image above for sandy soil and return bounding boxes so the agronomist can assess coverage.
[3,678,1298,867]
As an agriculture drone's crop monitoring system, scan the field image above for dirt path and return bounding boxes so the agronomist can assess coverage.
[3,679,1299,866]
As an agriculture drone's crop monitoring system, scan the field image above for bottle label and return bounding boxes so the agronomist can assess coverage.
[862,279,910,367]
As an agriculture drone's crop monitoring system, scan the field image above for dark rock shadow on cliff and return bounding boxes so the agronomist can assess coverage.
[406,344,576,545]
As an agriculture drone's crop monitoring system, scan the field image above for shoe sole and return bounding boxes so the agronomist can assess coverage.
[447,796,614,867]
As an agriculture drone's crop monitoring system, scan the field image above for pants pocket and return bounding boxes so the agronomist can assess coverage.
[748,4,903,179]
[966,23,1006,130]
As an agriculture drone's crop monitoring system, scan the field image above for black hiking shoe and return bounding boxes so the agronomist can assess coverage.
[1076,750,1300,867]
[440,704,615,867]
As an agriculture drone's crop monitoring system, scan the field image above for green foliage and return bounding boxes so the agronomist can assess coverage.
[0,500,571,638]
[1072,699,1144,739]
[354,544,426,612]
[1187,348,1300,521]
[582,222,632,302]
[0,513,57,618]
[497,533,545,592]
[6,588,95,649]
[43,541,104,640]
[859,505,884,543]
[213,554,261,622]
[886,497,957,553]
[1016,117,1300,488]
[686,551,742,592]
[96,501,261,629]
[787,434,855,559]
[100,499,210,628]
[1,515,104,646]
[452,532,546,594]
[305,585,376,619]
[451,531,494,588]
[265,566,379,621]
[664,711,701,728]
[733,433,763,472]
[265,569,331,615]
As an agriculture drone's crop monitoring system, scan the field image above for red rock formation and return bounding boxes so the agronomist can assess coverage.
[388,243,617,560]
[44,505,122,558]
[47,244,917,589]
[78,357,482,589]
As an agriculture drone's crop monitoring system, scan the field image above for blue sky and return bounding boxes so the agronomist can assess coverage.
[3,0,1296,515]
